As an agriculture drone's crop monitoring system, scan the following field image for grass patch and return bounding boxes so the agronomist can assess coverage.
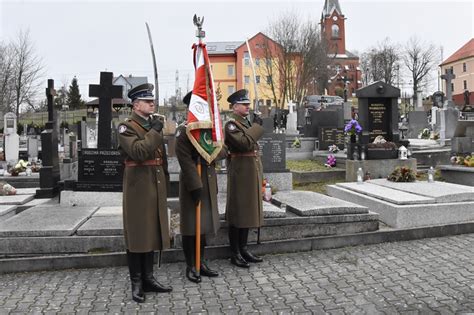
[294,178,346,195]
[287,159,331,172]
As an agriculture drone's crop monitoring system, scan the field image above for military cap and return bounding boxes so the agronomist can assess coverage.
[128,83,154,102]
[227,89,251,105]
[183,91,192,107]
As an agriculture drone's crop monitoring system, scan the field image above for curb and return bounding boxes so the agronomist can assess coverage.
[1,221,474,274]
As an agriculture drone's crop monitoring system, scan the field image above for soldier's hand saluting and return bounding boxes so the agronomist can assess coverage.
[151,118,163,132]
[252,113,263,126]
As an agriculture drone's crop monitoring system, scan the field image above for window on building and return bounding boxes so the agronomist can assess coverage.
[332,24,339,38]
[243,52,250,66]
[227,65,234,76]
[255,58,260,66]
[244,75,250,84]
[256,75,260,84]
[267,75,272,84]
[266,99,272,107]
[228,85,235,95]
[464,80,467,90]
[463,63,467,72]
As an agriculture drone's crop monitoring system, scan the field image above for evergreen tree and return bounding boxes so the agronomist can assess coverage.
[66,76,84,110]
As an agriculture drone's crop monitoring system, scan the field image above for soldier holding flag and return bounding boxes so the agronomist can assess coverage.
[176,15,225,282]
[176,91,227,283]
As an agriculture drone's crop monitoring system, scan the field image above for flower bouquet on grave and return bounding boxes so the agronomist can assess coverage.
[0,182,16,195]
[387,166,416,182]
[325,154,336,168]
[328,144,340,153]
[344,119,362,141]
[291,137,301,148]
[9,160,28,176]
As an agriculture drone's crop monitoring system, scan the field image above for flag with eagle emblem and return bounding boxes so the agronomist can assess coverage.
[186,42,223,164]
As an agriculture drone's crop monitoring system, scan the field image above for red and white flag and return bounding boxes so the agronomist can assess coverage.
[186,42,223,163]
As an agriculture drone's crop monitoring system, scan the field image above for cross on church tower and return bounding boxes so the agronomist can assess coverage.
[89,72,123,149]
[441,68,456,107]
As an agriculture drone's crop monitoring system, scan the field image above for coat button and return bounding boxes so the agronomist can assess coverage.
[158,181,161,184]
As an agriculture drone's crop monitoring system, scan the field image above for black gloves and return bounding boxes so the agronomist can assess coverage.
[151,118,163,132]
[252,113,263,126]
[190,188,202,206]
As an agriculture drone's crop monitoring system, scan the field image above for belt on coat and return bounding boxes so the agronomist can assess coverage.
[229,151,258,158]
[124,158,163,167]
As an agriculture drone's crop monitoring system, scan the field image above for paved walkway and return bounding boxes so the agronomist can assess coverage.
[1,234,473,314]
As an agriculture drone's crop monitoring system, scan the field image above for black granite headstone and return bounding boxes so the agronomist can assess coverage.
[306,111,339,138]
[356,81,400,144]
[258,133,286,172]
[75,148,124,191]
[36,79,61,198]
[318,127,345,150]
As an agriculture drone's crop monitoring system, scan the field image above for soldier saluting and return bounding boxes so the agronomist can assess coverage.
[225,89,264,268]
[117,83,172,303]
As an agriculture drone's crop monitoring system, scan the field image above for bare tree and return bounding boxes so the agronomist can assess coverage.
[11,29,44,116]
[403,36,437,102]
[261,11,329,109]
[361,38,400,86]
[0,41,15,113]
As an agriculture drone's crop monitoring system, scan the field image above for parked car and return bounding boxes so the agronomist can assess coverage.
[303,95,344,109]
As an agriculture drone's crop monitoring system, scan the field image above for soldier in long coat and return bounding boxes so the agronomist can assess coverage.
[118,83,172,303]
[176,91,228,283]
[225,89,264,268]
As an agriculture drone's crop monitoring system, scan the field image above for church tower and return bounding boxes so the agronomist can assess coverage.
[321,0,346,56]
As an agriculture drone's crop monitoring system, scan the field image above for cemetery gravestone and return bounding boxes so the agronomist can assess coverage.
[318,127,345,150]
[37,79,61,198]
[258,133,286,172]
[407,111,429,139]
[27,137,39,161]
[439,69,460,143]
[356,81,400,144]
[73,72,124,191]
[3,112,19,163]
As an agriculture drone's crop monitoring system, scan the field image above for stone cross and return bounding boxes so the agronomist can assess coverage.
[89,72,123,149]
[441,68,456,107]
[45,79,57,129]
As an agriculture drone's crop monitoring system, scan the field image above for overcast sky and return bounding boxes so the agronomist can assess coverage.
[1,0,473,104]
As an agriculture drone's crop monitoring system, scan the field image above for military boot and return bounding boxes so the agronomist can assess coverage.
[200,235,219,277]
[228,226,249,268]
[141,252,173,293]
[126,250,145,303]
[182,235,201,283]
[239,228,263,263]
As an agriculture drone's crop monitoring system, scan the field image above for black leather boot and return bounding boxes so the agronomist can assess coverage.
[141,252,173,293]
[200,235,219,277]
[239,228,263,263]
[182,235,201,283]
[228,226,249,268]
[126,250,145,303]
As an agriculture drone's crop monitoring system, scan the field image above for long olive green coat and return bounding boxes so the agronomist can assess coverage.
[175,124,227,236]
[225,113,264,228]
[118,112,170,253]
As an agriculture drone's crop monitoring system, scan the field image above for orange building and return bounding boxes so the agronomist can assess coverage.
[320,0,361,96]
[440,38,474,106]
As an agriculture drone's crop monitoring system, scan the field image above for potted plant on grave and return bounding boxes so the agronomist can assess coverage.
[366,136,398,160]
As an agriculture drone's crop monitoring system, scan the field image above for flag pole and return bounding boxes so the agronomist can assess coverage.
[193,14,205,277]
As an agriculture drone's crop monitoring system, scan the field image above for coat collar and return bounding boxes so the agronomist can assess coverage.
[230,113,251,128]
[131,112,151,130]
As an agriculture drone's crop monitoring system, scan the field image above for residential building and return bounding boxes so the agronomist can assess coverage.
[440,38,474,106]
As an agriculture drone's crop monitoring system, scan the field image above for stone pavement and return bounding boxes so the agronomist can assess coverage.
[1,234,473,314]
